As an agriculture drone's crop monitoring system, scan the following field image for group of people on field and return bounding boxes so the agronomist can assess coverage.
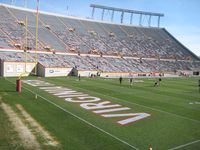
[119,76,133,85]
[154,78,162,87]
[119,76,162,87]
[79,75,200,92]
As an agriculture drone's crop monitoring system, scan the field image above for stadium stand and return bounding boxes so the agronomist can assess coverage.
[0,51,34,62]
[0,4,199,77]
[1,51,199,74]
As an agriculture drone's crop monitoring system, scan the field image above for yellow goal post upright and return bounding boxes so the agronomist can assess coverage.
[17,0,40,93]
[34,0,39,76]
[19,0,39,78]
[18,14,28,78]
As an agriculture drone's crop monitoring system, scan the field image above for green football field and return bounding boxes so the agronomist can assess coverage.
[0,76,200,150]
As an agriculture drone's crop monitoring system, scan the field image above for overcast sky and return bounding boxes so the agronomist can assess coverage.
[1,0,200,56]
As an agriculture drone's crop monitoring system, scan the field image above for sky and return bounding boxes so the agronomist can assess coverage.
[1,0,200,56]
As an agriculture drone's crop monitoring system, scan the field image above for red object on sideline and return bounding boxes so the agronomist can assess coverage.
[16,79,21,93]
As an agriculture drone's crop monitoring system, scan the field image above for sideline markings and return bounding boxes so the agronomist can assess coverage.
[168,139,200,150]
[1,102,41,150]
[189,101,200,105]
[45,79,200,124]
[16,104,59,146]
[6,78,140,150]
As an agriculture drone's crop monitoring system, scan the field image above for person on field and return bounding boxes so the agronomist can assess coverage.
[154,80,158,87]
[198,79,200,92]
[78,74,81,81]
[154,78,161,87]
[129,78,133,85]
[119,76,122,84]
[158,78,162,86]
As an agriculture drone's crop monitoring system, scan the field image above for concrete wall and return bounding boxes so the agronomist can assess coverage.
[100,72,158,78]
[44,67,73,77]
[177,70,193,76]
[78,70,98,77]
[100,72,137,78]
[2,61,36,77]
[70,68,78,76]
[37,63,45,77]
[0,60,3,76]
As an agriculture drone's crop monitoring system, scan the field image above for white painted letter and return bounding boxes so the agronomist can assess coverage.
[80,101,121,110]
[65,96,101,103]
[93,107,130,114]
[102,113,151,125]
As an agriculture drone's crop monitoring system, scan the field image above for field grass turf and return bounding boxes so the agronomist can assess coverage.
[0,76,200,150]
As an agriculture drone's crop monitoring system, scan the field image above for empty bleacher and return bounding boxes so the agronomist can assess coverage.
[0,4,199,76]
[0,52,199,74]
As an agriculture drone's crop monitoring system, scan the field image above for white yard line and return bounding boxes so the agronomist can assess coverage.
[0,102,41,150]
[6,79,140,150]
[52,80,200,124]
[16,104,59,147]
[168,139,200,150]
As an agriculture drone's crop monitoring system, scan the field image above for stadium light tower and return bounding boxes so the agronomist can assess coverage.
[11,0,16,5]
[90,4,164,27]
[66,0,69,15]
[24,0,27,8]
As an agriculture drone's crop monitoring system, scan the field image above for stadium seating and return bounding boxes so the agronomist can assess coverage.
[0,51,34,62]
[0,4,199,75]
[0,52,199,74]
[0,5,199,59]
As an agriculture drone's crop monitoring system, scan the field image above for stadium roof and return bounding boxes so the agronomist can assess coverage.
[90,4,164,17]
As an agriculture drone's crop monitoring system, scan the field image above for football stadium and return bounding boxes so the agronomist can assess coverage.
[0,0,200,150]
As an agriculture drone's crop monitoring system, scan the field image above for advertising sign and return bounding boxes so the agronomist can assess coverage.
[6,64,14,73]
[16,64,24,73]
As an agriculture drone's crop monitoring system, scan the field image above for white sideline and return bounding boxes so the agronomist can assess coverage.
[168,139,200,150]
[50,80,200,124]
[6,79,140,150]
